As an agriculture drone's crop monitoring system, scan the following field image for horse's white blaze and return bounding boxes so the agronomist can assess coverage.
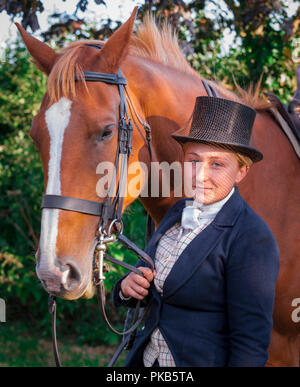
[37,98,72,282]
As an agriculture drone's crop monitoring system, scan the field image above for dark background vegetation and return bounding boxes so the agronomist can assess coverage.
[0,0,299,366]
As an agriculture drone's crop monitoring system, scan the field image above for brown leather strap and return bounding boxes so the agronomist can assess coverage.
[146,213,155,245]
[41,194,108,216]
[117,233,154,270]
[104,254,144,276]
[48,296,61,367]
[265,91,300,144]
[202,79,219,97]
[76,71,127,85]
[96,281,150,336]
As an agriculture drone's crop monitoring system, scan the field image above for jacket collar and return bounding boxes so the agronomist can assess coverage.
[212,185,245,227]
[164,185,244,226]
[146,185,244,255]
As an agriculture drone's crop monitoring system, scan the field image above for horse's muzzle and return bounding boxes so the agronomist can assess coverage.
[36,258,82,298]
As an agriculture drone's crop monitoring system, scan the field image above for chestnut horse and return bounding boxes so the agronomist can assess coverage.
[17,8,300,366]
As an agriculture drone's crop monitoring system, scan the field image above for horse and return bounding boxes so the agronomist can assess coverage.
[17,7,300,366]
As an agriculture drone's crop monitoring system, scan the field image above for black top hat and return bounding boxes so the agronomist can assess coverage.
[172,96,263,163]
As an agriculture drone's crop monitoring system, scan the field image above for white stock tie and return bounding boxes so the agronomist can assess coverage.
[180,187,236,234]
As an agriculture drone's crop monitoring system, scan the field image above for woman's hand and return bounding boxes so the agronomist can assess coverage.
[120,267,156,300]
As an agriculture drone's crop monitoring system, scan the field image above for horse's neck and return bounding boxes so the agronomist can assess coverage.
[124,56,209,224]
[126,57,205,154]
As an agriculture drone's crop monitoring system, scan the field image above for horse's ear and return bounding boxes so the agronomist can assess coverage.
[15,23,58,75]
[99,6,138,72]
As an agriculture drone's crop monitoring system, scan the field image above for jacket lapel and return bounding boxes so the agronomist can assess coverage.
[162,223,225,299]
[162,186,245,299]
[145,197,191,259]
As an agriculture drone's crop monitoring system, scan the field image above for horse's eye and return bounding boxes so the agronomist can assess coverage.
[102,129,113,139]
[97,125,114,142]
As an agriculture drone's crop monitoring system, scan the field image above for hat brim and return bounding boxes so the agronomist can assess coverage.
[171,133,263,163]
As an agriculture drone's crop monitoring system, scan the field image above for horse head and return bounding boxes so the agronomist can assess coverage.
[16,7,147,300]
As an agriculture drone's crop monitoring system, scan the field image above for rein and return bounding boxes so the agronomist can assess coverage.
[45,46,154,367]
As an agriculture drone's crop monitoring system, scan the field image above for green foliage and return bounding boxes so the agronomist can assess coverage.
[180,1,298,104]
[0,41,46,256]
[0,320,126,366]
[0,41,47,322]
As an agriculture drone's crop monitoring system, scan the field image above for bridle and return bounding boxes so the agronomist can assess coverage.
[44,44,154,367]
[42,69,152,226]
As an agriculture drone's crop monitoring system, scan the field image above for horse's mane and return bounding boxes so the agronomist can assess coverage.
[47,14,271,110]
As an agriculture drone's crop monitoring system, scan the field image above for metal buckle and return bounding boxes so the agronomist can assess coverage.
[94,227,116,284]
[108,218,124,236]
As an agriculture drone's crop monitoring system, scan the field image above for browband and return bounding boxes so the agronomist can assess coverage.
[78,71,127,85]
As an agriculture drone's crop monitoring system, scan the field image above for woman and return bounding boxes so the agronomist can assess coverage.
[113,96,280,367]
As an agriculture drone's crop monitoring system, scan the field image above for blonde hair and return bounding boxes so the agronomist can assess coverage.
[212,143,253,168]
[235,153,253,168]
[182,141,253,169]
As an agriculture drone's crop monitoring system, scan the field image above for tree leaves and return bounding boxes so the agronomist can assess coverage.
[0,0,44,31]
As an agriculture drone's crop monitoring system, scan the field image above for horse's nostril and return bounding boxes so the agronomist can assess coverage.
[60,261,82,291]
[36,259,82,296]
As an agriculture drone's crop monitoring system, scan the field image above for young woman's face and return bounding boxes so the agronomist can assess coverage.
[183,142,249,204]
